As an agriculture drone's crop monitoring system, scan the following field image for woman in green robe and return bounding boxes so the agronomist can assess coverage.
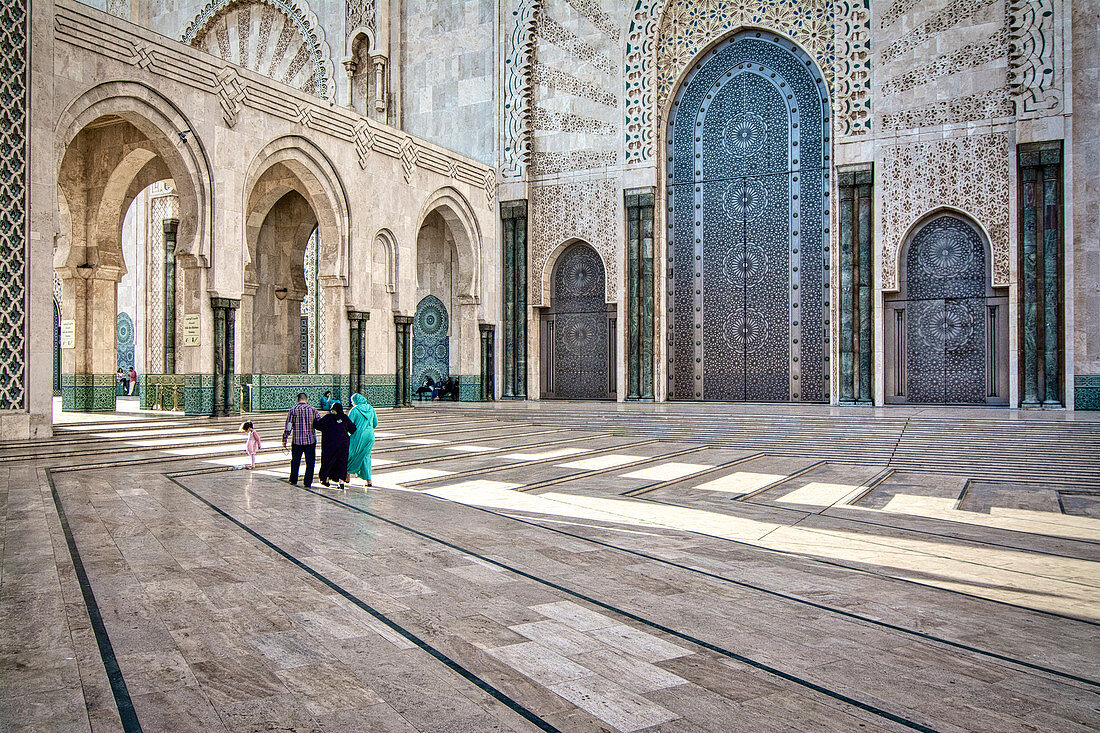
[346,393,378,486]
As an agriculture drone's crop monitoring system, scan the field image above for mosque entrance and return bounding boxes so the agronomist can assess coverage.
[666,32,829,402]
[884,214,1009,405]
[540,242,615,400]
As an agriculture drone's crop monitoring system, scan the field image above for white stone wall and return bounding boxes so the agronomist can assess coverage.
[401,0,497,164]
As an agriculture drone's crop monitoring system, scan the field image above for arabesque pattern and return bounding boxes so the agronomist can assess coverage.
[0,0,26,410]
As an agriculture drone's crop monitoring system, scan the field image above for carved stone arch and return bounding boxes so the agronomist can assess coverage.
[182,0,333,99]
[244,136,351,283]
[345,26,376,58]
[55,81,214,268]
[539,237,613,311]
[416,187,482,303]
[626,0,837,166]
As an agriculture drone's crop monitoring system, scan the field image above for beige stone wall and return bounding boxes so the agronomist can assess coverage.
[1071,0,1099,380]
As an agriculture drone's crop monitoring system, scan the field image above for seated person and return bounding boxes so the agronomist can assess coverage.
[319,390,335,410]
[439,377,459,401]
[414,377,434,400]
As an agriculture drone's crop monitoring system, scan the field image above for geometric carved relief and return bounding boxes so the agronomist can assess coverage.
[834,0,872,137]
[880,29,1008,98]
[345,0,376,36]
[1007,0,1063,116]
[881,0,999,64]
[0,0,27,409]
[530,179,618,304]
[183,0,332,99]
[881,88,1015,130]
[880,133,1011,291]
[626,0,835,166]
[502,0,541,180]
[215,66,248,127]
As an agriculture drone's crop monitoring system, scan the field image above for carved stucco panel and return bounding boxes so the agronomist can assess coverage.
[880,133,1011,291]
[529,179,619,305]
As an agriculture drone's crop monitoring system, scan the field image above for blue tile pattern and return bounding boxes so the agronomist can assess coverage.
[412,296,450,387]
[1075,375,1100,410]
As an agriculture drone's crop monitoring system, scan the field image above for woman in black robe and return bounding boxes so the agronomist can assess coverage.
[314,401,357,488]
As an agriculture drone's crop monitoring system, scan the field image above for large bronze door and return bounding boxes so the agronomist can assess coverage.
[541,243,615,400]
[667,32,829,402]
[885,215,1009,404]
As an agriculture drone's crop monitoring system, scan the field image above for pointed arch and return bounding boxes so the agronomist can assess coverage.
[417,187,482,302]
[55,81,214,268]
[244,135,351,283]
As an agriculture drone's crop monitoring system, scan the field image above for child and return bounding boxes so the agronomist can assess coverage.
[241,421,261,469]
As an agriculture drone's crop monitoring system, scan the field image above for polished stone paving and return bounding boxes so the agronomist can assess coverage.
[2,401,1099,732]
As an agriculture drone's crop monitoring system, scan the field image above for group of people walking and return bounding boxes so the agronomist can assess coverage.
[241,391,377,490]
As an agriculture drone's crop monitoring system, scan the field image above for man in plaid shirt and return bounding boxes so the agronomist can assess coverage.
[282,393,320,487]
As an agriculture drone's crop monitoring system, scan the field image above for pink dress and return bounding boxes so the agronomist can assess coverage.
[245,431,262,457]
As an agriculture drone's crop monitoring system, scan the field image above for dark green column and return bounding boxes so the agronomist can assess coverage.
[348,310,369,396]
[163,219,178,374]
[394,315,412,407]
[625,188,655,400]
[501,200,527,399]
[1018,142,1064,407]
[838,165,873,404]
[479,322,495,401]
[211,297,240,416]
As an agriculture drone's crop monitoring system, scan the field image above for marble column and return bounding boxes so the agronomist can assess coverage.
[163,218,178,374]
[838,165,873,405]
[625,189,655,401]
[479,322,495,401]
[501,200,527,399]
[211,297,240,416]
[1019,142,1064,407]
[394,315,412,407]
[348,310,369,396]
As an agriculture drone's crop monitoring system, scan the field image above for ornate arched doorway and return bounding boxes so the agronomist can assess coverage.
[884,213,1008,404]
[540,242,615,400]
[666,31,830,402]
[412,295,450,386]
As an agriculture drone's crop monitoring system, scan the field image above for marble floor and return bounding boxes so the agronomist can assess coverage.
[2,401,1099,732]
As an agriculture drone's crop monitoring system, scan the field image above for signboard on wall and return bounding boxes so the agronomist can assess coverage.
[60,320,75,349]
[182,314,200,346]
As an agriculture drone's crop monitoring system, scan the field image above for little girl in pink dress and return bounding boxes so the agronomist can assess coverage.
[241,421,261,469]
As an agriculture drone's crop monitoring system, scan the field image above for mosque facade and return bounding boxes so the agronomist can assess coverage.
[0,0,1096,438]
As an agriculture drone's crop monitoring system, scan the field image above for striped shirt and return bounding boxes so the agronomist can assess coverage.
[283,402,320,445]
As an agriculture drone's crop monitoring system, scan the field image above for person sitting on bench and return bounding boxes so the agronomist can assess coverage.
[414,376,435,400]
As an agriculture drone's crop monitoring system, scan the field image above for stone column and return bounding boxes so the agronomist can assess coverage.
[625,189,655,401]
[479,322,495,401]
[394,315,412,407]
[372,54,388,117]
[1018,142,1064,407]
[342,59,357,109]
[501,200,527,399]
[211,297,240,416]
[838,165,874,405]
[163,218,178,374]
[348,310,369,396]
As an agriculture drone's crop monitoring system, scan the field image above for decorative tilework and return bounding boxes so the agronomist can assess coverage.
[61,374,117,412]
[116,313,135,371]
[530,107,615,135]
[140,374,187,411]
[0,0,27,410]
[529,61,616,107]
[1075,376,1100,411]
[412,295,449,386]
[356,374,397,408]
[251,373,351,412]
[183,0,333,99]
[183,374,216,416]
[531,150,617,176]
[882,0,998,64]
